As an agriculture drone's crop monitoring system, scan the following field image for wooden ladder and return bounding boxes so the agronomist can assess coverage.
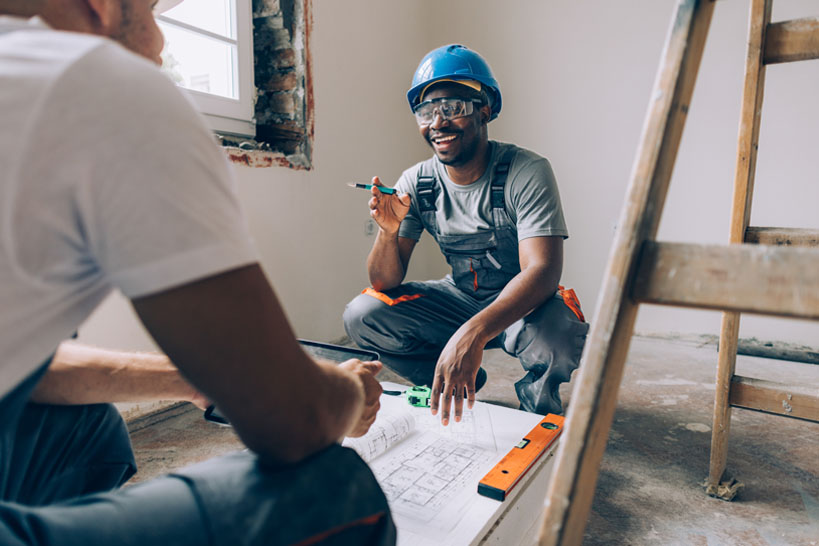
[706,0,819,501]
[535,0,819,544]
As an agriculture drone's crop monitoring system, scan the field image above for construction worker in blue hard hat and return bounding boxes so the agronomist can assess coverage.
[345,44,589,425]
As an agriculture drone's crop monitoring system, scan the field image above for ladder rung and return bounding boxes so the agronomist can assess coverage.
[745,226,819,247]
[632,241,819,319]
[729,376,819,422]
[764,17,819,64]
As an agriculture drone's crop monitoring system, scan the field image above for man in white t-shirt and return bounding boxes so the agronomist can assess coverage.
[0,0,394,544]
[344,45,589,424]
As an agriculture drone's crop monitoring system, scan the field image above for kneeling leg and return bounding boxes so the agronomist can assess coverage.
[503,294,589,414]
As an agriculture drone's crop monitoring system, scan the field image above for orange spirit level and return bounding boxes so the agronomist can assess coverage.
[477,414,565,501]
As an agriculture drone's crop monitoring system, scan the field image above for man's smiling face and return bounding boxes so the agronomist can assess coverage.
[418,83,489,168]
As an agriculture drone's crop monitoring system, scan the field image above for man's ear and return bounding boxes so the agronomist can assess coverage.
[83,0,123,36]
[479,103,491,124]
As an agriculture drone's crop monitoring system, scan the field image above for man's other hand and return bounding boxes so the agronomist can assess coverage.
[430,331,483,426]
[369,176,410,235]
[338,359,383,437]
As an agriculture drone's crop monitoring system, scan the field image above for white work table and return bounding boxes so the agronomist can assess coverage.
[347,382,560,546]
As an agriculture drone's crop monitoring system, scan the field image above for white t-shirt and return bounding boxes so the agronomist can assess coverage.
[0,17,258,399]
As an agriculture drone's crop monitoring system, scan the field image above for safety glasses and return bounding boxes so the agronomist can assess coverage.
[413,97,481,126]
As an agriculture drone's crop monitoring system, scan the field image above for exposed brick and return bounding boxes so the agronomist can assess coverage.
[276,140,300,155]
[253,20,291,51]
[262,92,296,116]
[254,14,284,31]
[269,48,296,69]
[257,121,304,141]
[244,0,312,167]
[255,53,299,91]
[252,0,280,18]
[262,72,298,92]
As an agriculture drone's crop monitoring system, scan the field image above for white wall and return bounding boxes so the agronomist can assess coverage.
[78,0,819,351]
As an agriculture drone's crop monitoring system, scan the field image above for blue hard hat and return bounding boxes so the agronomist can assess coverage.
[407,44,502,121]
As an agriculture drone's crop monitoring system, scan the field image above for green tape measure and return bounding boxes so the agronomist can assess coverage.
[406,385,432,407]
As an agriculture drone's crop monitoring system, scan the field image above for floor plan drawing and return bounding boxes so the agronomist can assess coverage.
[372,431,497,531]
[343,394,500,534]
[415,402,497,452]
[343,410,415,462]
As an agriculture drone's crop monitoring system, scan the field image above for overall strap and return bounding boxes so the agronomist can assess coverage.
[490,147,517,227]
[416,162,438,212]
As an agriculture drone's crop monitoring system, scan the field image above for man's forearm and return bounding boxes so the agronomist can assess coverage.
[366,228,405,290]
[461,265,558,346]
[132,264,373,464]
[30,340,200,405]
[461,237,563,346]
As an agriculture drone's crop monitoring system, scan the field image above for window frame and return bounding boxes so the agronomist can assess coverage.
[157,0,256,137]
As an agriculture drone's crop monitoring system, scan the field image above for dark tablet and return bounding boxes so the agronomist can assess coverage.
[296,339,378,363]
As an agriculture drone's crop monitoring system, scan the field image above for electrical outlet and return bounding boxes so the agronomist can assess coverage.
[365,219,376,236]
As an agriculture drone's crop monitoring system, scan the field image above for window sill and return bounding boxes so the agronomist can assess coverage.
[217,134,311,170]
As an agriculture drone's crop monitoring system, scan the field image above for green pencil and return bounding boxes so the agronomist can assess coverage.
[347,183,397,195]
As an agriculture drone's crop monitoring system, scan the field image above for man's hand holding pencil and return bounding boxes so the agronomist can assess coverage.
[353,176,411,235]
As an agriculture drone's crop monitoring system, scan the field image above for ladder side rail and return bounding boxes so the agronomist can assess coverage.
[537,1,716,544]
[710,0,772,494]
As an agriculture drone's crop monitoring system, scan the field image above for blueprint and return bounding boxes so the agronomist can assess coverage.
[343,410,415,462]
[343,394,500,534]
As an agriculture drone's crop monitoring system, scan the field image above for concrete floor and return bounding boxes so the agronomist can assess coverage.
[127,335,819,545]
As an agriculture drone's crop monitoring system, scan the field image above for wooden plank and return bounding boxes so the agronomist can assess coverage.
[764,17,819,64]
[730,376,819,422]
[745,226,819,247]
[732,338,819,365]
[633,241,819,320]
[708,0,771,494]
[537,2,716,544]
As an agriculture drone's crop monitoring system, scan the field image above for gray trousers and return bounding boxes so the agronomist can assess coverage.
[0,363,395,545]
[344,277,589,415]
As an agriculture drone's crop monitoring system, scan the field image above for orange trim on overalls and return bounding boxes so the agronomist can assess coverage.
[558,285,585,323]
[469,258,478,291]
[362,287,424,306]
[295,512,388,546]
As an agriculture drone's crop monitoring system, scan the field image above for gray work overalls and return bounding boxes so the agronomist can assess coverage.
[344,148,589,414]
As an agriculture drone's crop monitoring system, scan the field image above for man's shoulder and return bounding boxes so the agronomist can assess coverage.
[0,21,175,103]
[61,37,173,98]
[492,141,550,169]
[36,33,200,144]
[4,24,133,82]
[397,156,438,192]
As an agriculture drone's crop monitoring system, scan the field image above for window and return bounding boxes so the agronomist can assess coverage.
[158,0,314,169]
[158,0,255,137]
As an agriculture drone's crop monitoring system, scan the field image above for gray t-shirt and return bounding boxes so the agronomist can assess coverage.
[395,141,568,242]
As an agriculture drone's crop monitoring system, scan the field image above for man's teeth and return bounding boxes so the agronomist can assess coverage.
[434,135,457,143]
